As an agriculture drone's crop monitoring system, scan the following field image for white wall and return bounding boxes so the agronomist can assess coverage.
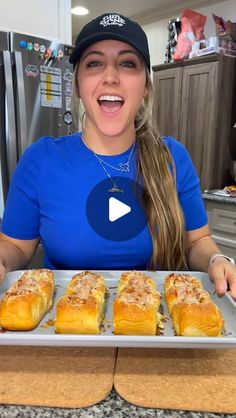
[0,0,72,44]
[143,0,236,67]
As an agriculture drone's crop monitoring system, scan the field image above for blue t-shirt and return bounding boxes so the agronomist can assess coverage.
[1,133,207,269]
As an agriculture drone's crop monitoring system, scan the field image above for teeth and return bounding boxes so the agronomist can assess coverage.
[98,95,123,101]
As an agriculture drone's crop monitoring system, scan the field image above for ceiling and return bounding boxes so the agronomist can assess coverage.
[71,0,223,43]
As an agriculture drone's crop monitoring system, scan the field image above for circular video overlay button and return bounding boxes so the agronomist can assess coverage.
[86,177,147,241]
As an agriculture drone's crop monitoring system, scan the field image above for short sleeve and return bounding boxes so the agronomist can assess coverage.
[1,140,43,239]
[164,137,208,231]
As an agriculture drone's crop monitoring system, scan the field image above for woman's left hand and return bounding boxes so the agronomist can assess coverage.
[208,258,236,299]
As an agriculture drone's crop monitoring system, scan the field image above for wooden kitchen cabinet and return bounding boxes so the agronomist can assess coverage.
[152,54,236,190]
[153,67,182,138]
[204,197,236,258]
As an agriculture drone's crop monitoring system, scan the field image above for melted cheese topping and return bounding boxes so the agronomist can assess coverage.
[173,286,211,304]
[167,273,202,289]
[118,287,160,307]
[66,271,107,302]
[115,272,164,330]
[6,269,52,297]
[116,271,160,308]
[166,274,211,306]
[119,271,156,291]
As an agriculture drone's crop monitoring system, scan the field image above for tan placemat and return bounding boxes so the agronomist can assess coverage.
[0,346,116,408]
[114,348,236,413]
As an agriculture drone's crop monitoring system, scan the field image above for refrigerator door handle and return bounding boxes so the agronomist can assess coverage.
[14,51,27,155]
[3,50,17,180]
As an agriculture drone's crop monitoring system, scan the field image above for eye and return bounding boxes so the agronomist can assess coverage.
[120,60,137,68]
[86,60,102,68]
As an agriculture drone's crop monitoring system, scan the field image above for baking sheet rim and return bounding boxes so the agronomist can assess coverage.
[1,269,236,349]
[1,333,236,348]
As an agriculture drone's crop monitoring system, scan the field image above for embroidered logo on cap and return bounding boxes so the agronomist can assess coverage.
[100,14,126,27]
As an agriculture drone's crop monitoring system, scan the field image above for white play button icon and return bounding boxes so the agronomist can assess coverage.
[86,177,147,241]
[109,197,131,222]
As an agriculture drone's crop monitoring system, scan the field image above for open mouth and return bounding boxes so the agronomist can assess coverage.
[97,95,124,113]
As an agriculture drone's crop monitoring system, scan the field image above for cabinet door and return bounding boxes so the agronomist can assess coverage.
[179,62,218,190]
[153,68,182,138]
[205,199,236,258]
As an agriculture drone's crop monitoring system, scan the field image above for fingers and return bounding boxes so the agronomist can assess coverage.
[227,274,236,300]
[209,262,236,299]
[210,266,227,296]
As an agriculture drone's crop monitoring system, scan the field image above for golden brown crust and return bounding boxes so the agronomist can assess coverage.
[118,271,157,293]
[56,271,108,334]
[0,269,54,331]
[165,273,224,337]
[165,273,203,294]
[114,271,162,335]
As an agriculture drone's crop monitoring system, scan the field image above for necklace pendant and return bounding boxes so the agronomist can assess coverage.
[119,162,129,172]
[108,186,124,193]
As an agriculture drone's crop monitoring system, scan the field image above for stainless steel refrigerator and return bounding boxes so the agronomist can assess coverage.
[0,31,75,220]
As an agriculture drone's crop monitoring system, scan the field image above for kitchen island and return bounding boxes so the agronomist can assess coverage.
[0,389,234,418]
[202,192,236,205]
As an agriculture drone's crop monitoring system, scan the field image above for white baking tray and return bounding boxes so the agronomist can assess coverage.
[0,270,236,348]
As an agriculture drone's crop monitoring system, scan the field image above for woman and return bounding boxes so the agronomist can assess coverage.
[0,13,235,298]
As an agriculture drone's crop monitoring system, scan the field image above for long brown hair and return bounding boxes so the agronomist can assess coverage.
[135,73,186,270]
[72,64,187,270]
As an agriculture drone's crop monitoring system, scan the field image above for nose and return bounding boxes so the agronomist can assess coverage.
[102,64,120,85]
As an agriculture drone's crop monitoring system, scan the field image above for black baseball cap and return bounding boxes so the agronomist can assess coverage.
[70,13,150,72]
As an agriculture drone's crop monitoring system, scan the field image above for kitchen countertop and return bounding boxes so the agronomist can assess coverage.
[0,389,234,418]
[202,192,236,204]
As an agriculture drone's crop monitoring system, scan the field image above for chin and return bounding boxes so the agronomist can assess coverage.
[99,126,126,138]
[100,130,124,137]
[98,121,131,138]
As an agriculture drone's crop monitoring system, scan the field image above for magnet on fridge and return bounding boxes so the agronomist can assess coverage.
[40,45,46,53]
[25,64,38,78]
[47,48,52,57]
[52,49,58,58]
[65,96,72,111]
[63,111,73,125]
[63,69,73,82]
[27,42,33,51]
[58,49,64,60]
[64,82,72,97]
[19,41,27,48]
[34,43,40,52]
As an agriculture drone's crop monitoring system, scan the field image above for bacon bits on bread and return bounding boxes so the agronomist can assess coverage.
[0,269,54,331]
[165,273,224,337]
[56,271,108,334]
[114,271,163,335]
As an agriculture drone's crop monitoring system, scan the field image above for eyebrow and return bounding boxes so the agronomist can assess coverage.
[82,49,140,60]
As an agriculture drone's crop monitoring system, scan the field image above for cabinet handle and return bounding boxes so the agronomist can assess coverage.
[233,122,236,128]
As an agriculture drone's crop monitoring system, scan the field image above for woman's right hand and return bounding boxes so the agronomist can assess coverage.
[0,261,6,284]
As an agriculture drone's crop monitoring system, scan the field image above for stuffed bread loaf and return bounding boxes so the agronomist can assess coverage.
[165,273,224,337]
[0,269,54,331]
[114,271,163,335]
[56,271,108,334]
